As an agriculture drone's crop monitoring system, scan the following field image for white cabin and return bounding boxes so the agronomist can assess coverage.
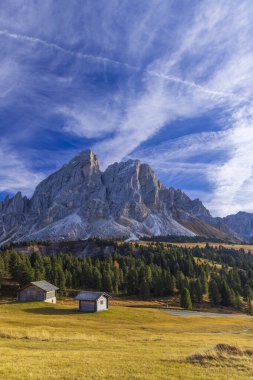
[75,291,111,312]
[17,280,59,303]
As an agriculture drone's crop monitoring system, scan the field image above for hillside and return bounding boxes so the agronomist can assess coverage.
[0,302,252,380]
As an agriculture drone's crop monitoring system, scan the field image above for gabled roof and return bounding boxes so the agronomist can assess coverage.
[19,280,59,292]
[75,291,111,301]
[31,281,59,291]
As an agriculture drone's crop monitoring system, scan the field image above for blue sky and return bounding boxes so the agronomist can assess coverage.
[0,0,253,216]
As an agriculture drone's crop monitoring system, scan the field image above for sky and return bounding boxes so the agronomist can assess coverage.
[0,0,253,217]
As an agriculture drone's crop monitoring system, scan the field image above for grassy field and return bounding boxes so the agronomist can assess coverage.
[0,302,253,379]
[138,241,253,252]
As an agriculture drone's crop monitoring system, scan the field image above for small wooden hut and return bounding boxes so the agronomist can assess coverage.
[75,291,111,312]
[17,280,59,303]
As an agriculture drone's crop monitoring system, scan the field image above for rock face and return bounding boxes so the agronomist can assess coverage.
[222,212,253,242]
[0,149,250,243]
[0,192,29,243]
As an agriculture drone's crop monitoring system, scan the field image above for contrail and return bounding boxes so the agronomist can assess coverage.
[0,29,138,71]
[1,29,244,102]
[147,70,247,104]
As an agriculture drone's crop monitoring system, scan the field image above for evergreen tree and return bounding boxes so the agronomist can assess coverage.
[30,252,45,281]
[164,270,175,296]
[65,270,73,288]
[247,297,253,316]
[189,279,196,303]
[16,257,34,285]
[0,256,4,289]
[139,279,150,297]
[93,267,102,290]
[177,271,185,292]
[208,279,220,305]
[9,250,22,279]
[235,291,241,310]
[180,288,192,309]
[103,272,113,292]
[112,268,120,294]
[220,280,232,306]
[244,284,253,301]
[126,269,138,295]
[195,279,203,302]
[53,264,66,291]
[230,289,236,307]
[200,270,208,294]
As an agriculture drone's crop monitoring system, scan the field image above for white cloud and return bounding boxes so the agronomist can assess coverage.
[0,0,253,217]
[0,59,22,102]
[130,130,229,198]
[58,104,122,139]
[93,72,222,167]
[208,109,253,215]
[129,1,253,216]
[57,0,253,217]
[0,141,44,196]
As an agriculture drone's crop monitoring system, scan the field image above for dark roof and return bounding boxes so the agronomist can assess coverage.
[28,280,59,292]
[75,291,111,301]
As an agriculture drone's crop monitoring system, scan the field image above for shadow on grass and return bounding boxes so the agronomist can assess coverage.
[0,300,19,305]
[24,307,79,315]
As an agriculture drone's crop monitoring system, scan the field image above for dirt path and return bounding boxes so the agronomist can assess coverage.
[164,309,247,317]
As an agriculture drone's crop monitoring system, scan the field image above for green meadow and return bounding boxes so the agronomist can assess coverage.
[0,301,253,379]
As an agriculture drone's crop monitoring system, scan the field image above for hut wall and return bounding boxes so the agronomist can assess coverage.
[19,286,44,301]
[45,290,56,303]
[96,295,108,312]
[45,290,57,303]
[79,300,96,312]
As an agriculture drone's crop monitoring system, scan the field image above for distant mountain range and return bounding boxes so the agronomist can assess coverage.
[0,150,252,244]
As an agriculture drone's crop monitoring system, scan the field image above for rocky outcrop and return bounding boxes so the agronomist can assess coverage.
[0,149,248,243]
[0,192,29,244]
[222,212,253,242]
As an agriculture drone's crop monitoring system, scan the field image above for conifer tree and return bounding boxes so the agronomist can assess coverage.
[103,272,113,293]
[30,252,45,281]
[208,279,220,305]
[220,280,232,306]
[235,291,241,310]
[0,256,4,289]
[189,279,196,303]
[93,267,102,290]
[177,271,185,292]
[180,288,192,310]
[195,279,203,302]
[247,297,253,316]
[200,270,208,294]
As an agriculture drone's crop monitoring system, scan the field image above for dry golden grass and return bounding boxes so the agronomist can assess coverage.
[187,343,253,372]
[0,301,253,379]
[170,242,253,252]
[136,241,253,253]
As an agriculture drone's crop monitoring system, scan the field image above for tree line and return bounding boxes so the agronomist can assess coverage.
[0,242,253,313]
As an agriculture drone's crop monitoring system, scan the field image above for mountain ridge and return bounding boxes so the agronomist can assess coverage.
[0,149,251,243]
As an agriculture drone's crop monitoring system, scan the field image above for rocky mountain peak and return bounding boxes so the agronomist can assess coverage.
[0,150,250,243]
[70,149,99,169]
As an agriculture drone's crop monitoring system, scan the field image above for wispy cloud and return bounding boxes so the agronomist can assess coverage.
[208,109,253,215]
[0,140,45,196]
[58,104,122,139]
[130,130,229,198]
[0,29,136,70]
[0,0,253,216]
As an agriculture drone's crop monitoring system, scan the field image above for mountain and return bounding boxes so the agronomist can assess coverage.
[0,150,248,243]
[222,212,253,242]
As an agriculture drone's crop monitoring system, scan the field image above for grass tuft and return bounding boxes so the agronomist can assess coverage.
[188,343,253,366]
